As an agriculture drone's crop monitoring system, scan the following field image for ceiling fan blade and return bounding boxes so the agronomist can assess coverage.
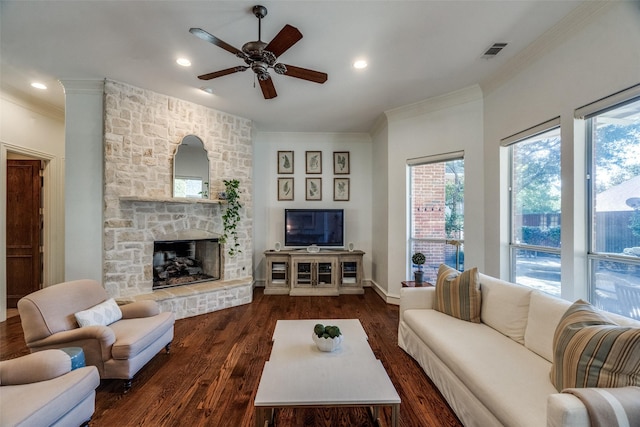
[189,28,244,57]
[282,65,328,84]
[265,24,303,58]
[197,67,247,80]
[259,77,277,99]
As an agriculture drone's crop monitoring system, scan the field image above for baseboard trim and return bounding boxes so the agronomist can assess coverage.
[369,280,400,306]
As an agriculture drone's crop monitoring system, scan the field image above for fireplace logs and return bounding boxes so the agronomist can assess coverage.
[153,239,221,289]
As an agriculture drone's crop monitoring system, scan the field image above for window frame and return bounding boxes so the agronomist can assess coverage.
[582,91,640,315]
[407,151,465,282]
[502,118,562,292]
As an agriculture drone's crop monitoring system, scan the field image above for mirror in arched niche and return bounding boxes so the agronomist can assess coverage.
[173,135,210,199]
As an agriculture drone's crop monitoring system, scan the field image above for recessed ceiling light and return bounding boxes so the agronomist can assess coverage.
[353,60,368,69]
[176,58,192,67]
[31,82,47,90]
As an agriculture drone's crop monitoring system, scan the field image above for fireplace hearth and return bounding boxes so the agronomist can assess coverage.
[153,239,221,290]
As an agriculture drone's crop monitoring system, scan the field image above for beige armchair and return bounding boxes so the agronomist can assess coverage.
[0,349,100,426]
[18,279,175,392]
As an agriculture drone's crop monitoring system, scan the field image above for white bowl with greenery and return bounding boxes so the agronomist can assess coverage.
[312,324,343,352]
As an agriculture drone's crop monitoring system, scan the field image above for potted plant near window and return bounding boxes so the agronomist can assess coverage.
[412,252,426,285]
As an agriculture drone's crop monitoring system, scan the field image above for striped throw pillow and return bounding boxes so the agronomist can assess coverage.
[551,300,640,392]
[434,264,481,323]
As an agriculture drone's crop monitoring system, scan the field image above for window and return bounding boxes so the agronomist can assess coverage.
[408,153,464,283]
[506,123,562,295]
[586,97,640,319]
[173,176,204,198]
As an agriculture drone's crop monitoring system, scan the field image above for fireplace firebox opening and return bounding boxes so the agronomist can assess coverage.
[153,239,221,289]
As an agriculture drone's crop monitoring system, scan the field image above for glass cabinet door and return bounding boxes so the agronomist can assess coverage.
[296,262,313,286]
[271,261,288,285]
[316,261,333,287]
[341,260,358,285]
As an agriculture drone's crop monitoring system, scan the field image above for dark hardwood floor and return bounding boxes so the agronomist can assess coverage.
[1,288,462,427]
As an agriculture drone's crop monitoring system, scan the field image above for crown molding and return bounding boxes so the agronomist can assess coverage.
[384,84,483,123]
[369,113,388,137]
[480,1,615,96]
[1,83,65,121]
[59,79,105,95]
[256,131,371,144]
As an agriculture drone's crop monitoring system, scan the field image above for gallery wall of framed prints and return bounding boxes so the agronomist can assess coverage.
[276,150,352,202]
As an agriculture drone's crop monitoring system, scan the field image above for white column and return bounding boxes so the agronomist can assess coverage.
[60,80,104,282]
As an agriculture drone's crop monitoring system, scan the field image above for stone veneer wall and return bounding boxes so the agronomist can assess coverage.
[102,80,253,318]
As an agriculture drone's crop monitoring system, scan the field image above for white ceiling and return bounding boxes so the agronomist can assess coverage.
[1,0,586,133]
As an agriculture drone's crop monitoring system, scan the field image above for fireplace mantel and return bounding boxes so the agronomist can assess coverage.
[119,196,225,204]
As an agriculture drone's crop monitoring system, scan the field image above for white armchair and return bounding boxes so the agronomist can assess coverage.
[18,279,175,392]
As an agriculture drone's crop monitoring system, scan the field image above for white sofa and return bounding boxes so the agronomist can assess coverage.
[398,273,640,427]
[0,349,100,426]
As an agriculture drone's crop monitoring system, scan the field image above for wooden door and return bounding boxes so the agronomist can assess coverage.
[6,159,42,307]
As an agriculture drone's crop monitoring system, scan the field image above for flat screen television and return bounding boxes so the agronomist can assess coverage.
[284,209,344,247]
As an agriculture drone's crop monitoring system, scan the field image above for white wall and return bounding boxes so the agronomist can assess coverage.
[61,80,105,283]
[370,117,390,301]
[0,88,65,321]
[378,85,484,302]
[252,132,373,284]
[482,1,640,299]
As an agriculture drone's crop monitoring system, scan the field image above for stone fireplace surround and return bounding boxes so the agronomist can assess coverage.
[103,80,254,319]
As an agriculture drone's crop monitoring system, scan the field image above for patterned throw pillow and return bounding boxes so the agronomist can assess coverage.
[551,300,640,392]
[74,298,123,327]
[434,264,481,323]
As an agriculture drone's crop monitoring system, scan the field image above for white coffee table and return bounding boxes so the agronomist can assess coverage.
[254,319,400,427]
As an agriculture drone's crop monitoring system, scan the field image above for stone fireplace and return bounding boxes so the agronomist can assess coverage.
[102,80,254,319]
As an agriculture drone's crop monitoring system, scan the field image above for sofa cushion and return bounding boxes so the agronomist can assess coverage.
[403,308,556,427]
[0,366,99,427]
[109,312,175,360]
[480,274,532,344]
[434,264,481,323]
[75,298,122,327]
[551,300,640,391]
[524,291,571,362]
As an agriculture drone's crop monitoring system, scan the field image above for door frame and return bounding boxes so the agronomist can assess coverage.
[1,142,64,321]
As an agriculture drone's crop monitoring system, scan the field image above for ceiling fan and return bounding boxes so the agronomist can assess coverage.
[189,5,328,99]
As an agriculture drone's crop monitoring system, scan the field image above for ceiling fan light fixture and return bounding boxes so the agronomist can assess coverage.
[200,87,215,94]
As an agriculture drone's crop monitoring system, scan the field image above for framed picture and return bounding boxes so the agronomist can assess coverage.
[334,178,350,201]
[306,177,322,200]
[277,178,294,201]
[305,151,322,174]
[333,151,350,174]
[278,151,294,174]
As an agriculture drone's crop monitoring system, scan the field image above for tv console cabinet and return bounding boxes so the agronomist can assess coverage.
[264,249,364,296]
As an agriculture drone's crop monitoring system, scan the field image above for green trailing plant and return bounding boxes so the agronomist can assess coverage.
[199,182,209,199]
[220,179,242,257]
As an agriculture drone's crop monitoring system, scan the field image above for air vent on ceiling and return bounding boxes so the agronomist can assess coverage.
[482,42,508,58]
